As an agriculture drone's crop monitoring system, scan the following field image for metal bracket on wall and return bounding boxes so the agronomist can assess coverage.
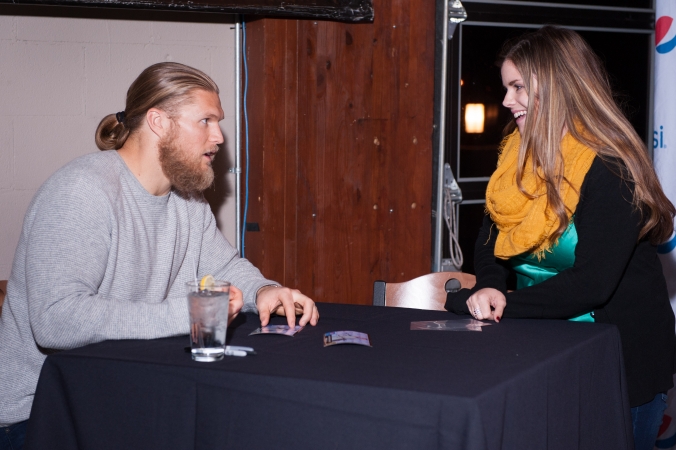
[448,0,467,39]
[441,163,463,272]
[443,163,462,204]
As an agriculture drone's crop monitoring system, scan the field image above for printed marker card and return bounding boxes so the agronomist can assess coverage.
[323,331,372,347]
[410,319,492,332]
[249,325,304,337]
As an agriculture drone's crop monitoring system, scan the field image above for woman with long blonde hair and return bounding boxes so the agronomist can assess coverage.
[446,26,676,449]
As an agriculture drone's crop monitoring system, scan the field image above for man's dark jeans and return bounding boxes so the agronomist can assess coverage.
[0,420,28,450]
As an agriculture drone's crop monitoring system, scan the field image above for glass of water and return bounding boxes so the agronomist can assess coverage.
[186,280,231,362]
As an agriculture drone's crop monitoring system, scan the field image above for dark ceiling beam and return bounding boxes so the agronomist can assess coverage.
[0,0,374,22]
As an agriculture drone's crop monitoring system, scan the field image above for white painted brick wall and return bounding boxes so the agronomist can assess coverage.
[0,15,239,279]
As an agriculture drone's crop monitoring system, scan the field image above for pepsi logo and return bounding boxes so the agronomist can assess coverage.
[656,16,676,54]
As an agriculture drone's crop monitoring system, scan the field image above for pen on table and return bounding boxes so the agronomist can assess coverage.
[184,345,256,356]
[225,348,248,357]
[227,345,256,355]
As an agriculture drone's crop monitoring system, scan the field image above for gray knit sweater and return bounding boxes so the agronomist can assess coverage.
[0,151,275,425]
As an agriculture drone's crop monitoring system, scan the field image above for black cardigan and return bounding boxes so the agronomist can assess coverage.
[446,157,676,407]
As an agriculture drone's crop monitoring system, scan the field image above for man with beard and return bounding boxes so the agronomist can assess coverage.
[0,62,318,448]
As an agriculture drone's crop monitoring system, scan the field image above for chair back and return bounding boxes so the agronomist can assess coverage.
[373,272,476,311]
[0,280,7,317]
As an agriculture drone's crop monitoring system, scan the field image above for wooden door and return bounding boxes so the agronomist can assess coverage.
[243,0,435,305]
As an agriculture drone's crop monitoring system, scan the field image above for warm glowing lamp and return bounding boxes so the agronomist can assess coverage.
[465,103,485,133]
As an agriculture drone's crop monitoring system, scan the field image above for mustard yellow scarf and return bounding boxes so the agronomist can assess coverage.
[486,130,596,259]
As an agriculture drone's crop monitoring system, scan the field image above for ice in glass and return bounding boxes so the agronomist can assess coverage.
[186,279,230,362]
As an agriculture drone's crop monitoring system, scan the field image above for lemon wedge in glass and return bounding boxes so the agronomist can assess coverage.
[199,274,215,291]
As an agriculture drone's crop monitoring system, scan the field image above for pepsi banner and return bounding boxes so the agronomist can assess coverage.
[654,2,676,448]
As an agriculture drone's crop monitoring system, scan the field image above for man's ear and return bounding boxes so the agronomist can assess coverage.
[146,108,172,138]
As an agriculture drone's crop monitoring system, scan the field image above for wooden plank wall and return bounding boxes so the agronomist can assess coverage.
[243,0,435,305]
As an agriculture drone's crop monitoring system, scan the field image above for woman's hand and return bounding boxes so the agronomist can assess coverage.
[466,288,506,322]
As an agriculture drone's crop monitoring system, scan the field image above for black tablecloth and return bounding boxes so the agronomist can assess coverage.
[25,303,633,450]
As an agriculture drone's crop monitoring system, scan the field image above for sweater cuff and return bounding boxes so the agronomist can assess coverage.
[444,288,472,315]
[242,280,281,314]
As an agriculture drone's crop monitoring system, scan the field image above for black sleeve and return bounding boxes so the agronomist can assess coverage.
[445,215,510,314]
[502,158,641,318]
[472,215,511,293]
[446,158,642,319]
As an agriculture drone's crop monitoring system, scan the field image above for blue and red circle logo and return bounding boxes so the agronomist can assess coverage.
[657,413,676,448]
[657,16,676,54]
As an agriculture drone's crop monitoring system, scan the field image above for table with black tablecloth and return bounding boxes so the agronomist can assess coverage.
[25,303,633,450]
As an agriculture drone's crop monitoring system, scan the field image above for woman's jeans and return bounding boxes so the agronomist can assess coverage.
[631,392,668,450]
[0,420,28,450]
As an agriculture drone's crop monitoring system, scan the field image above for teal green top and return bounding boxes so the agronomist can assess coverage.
[508,220,594,322]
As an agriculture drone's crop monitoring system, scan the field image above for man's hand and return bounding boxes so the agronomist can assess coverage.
[227,285,244,325]
[256,286,319,327]
[190,285,244,341]
[466,288,506,322]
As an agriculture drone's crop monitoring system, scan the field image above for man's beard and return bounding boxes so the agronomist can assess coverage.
[158,130,216,199]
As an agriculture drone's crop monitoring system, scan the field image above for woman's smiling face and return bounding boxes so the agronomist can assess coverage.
[501,59,531,134]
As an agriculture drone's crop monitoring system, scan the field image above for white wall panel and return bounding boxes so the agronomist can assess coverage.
[0,15,238,279]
